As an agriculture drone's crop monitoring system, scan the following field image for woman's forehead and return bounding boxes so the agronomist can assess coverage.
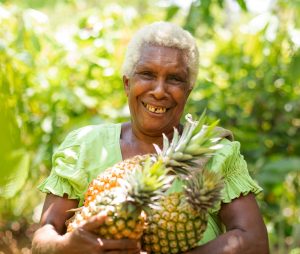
[136,44,188,70]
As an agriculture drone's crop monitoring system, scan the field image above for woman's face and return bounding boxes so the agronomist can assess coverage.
[123,44,192,137]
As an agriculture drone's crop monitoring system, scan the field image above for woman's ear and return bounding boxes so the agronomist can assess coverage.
[123,75,130,97]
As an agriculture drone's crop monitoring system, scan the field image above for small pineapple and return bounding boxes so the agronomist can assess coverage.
[83,155,147,207]
[141,112,225,253]
[142,169,223,253]
[67,111,225,252]
[67,156,173,239]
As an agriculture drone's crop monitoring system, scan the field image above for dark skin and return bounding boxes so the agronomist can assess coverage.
[32,44,269,254]
[185,194,269,254]
[32,195,141,254]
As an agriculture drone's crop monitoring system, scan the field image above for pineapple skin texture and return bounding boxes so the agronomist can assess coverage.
[142,192,208,254]
[67,155,148,240]
[68,189,146,239]
[67,156,211,251]
[84,155,147,207]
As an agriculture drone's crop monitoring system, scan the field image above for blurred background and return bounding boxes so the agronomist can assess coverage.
[0,0,299,253]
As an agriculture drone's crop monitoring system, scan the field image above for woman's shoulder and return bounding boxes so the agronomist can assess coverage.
[210,137,244,174]
[209,137,262,205]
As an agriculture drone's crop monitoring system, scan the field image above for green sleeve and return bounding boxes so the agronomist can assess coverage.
[164,138,263,245]
[200,139,263,243]
[38,128,89,201]
[37,124,123,203]
[209,139,262,212]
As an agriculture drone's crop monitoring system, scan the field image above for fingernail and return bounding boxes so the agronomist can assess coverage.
[97,238,104,246]
[97,211,107,218]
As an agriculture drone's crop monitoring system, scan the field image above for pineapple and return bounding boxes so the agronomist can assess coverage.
[141,112,224,253]
[67,156,173,239]
[142,169,223,253]
[67,111,225,252]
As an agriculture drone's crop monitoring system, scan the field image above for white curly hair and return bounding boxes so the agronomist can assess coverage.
[122,21,199,87]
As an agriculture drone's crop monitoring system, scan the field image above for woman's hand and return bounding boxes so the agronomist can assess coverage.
[58,214,141,254]
[32,194,141,254]
[184,193,269,254]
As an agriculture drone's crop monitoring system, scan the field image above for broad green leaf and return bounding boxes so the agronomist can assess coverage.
[165,5,180,21]
[290,50,300,81]
[217,0,224,8]
[184,3,202,34]
[262,158,300,173]
[257,157,300,186]
[236,0,247,11]
[31,33,41,51]
[0,150,31,198]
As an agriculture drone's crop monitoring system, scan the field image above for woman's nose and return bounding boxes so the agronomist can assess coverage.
[151,78,167,99]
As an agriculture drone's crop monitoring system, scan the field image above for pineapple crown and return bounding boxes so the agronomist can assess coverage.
[184,169,224,212]
[153,111,225,211]
[114,111,224,213]
[154,110,224,174]
[119,156,174,210]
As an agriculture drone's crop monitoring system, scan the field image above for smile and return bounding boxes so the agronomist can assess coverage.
[142,102,167,114]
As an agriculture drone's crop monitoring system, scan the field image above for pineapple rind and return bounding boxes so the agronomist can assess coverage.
[67,154,172,241]
[68,186,146,239]
[142,192,208,254]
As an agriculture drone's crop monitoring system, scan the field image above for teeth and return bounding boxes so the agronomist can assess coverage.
[145,103,166,113]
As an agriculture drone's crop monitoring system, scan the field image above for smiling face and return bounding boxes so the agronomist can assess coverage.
[123,44,192,137]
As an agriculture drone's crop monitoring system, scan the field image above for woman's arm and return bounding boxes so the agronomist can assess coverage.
[185,193,269,254]
[32,193,141,254]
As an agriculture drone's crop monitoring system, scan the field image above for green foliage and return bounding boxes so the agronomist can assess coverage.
[0,1,141,218]
[0,0,299,253]
[182,0,247,35]
[182,1,300,252]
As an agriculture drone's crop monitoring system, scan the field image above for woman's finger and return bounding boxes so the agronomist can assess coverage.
[80,212,107,232]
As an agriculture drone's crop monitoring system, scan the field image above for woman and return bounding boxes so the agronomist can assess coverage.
[32,22,269,254]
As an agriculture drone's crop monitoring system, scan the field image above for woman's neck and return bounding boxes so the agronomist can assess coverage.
[120,122,179,159]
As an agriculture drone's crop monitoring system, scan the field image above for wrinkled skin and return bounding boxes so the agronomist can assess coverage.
[124,44,191,139]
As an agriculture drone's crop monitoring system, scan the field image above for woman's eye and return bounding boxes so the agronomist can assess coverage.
[168,75,184,83]
[139,72,154,79]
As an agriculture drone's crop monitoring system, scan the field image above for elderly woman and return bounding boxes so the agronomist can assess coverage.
[32,22,269,254]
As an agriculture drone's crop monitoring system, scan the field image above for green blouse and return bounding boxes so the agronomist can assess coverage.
[38,123,262,245]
